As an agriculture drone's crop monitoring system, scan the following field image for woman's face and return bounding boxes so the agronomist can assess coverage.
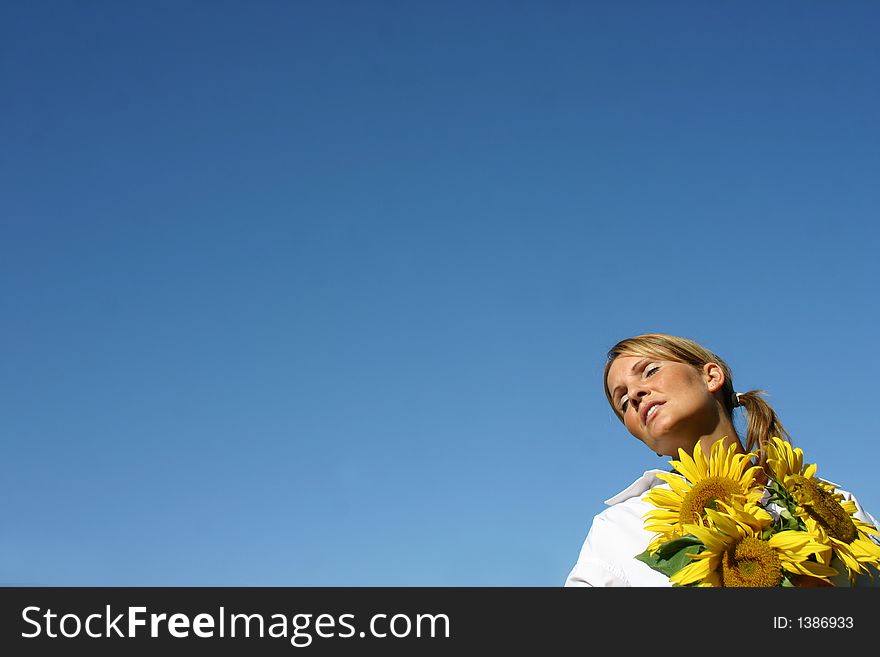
[605,354,725,457]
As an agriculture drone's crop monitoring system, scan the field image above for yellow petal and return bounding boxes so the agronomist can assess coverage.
[670,558,713,586]
[768,530,811,552]
[782,560,839,578]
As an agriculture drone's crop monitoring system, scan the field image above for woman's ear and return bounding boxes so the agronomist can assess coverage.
[703,362,726,393]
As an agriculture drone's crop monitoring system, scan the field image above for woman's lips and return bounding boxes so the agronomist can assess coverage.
[645,402,664,425]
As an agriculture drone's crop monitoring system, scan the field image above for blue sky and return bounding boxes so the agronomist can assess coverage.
[3,1,879,586]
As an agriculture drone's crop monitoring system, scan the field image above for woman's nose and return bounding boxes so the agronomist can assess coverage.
[629,387,649,407]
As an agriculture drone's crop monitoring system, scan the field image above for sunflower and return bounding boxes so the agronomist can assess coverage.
[643,438,770,553]
[765,436,880,584]
[670,502,838,587]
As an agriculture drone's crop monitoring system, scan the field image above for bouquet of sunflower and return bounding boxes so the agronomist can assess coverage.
[635,436,880,587]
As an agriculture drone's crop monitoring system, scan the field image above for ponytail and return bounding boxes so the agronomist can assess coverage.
[735,389,790,468]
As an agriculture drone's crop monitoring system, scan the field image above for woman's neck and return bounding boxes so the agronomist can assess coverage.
[695,424,743,458]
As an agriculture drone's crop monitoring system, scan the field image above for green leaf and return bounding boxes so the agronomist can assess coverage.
[635,549,662,569]
[635,537,704,578]
[663,545,703,576]
[654,535,702,559]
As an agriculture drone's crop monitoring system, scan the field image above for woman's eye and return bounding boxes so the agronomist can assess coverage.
[620,397,629,412]
[645,365,659,377]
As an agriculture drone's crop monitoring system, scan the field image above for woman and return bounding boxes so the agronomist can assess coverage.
[564,333,880,587]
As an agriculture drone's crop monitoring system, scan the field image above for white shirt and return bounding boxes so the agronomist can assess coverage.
[565,469,673,587]
[564,469,880,587]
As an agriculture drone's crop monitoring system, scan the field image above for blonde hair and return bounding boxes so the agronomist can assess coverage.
[603,333,789,466]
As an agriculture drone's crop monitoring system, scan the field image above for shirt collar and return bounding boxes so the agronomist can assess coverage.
[604,469,670,506]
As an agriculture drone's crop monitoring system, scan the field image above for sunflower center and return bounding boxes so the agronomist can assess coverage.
[721,537,782,587]
[678,477,743,524]
[789,475,858,544]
